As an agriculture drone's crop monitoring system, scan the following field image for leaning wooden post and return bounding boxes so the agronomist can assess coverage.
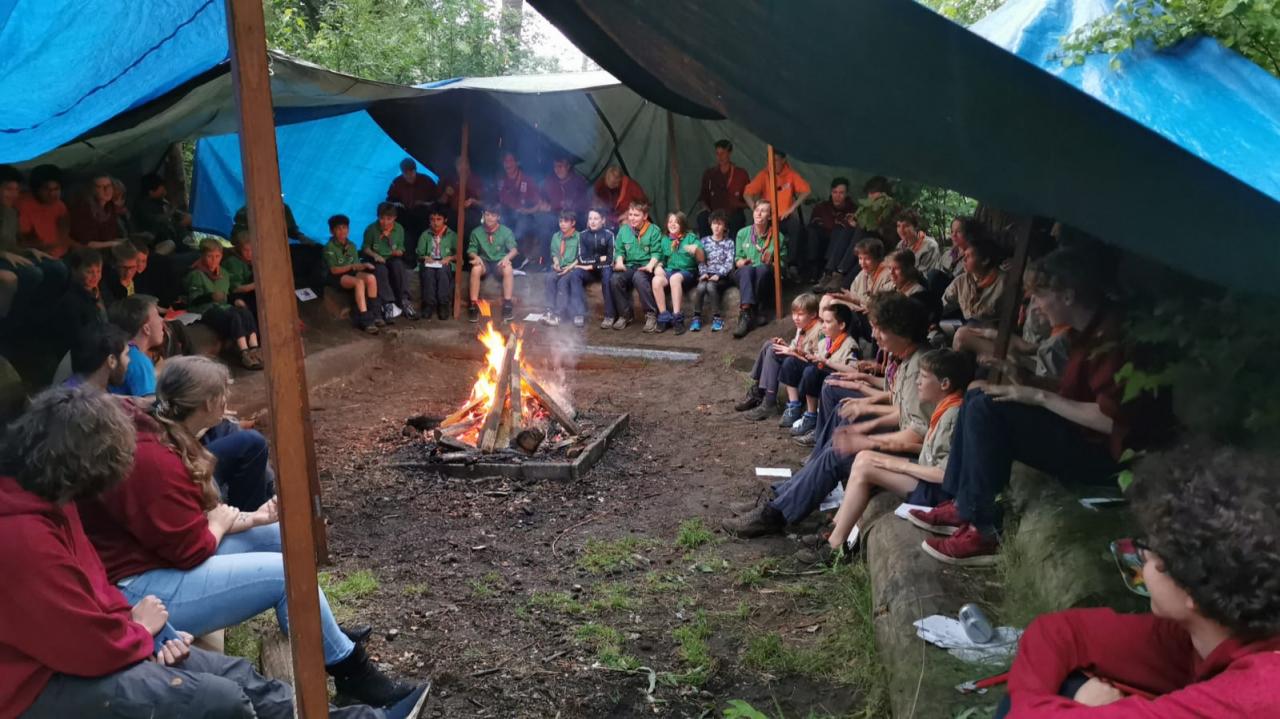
[765,145,783,320]
[452,120,471,319]
[991,216,1033,380]
[665,111,682,214]
[225,1,329,716]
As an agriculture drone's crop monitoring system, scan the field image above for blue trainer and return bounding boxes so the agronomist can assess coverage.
[690,316,703,332]
[711,316,724,332]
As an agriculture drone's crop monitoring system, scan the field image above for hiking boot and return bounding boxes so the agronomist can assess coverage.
[921,524,1000,566]
[755,312,772,328]
[643,313,659,333]
[906,500,963,536]
[501,301,514,323]
[795,530,830,549]
[402,303,418,320]
[672,314,687,335]
[386,684,431,719]
[656,311,673,332]
[341,624,373,645]
[468,303,480,323]
[734,388,765,412]
[363,323,380,335]
[745,401,779,421]
[792,430,816,447]
[711,315,725,332]
[790,413,817,436]
[239,349,263,371]
[419,304,434,321]
[793,541,846,566]
[733,308,753,338]
[602,317,616,330]
[722,504,785,538]
[374,317,387,328]
[811,273,834,293]
[328,643,416,707]
[438,304,450,321]
[384,302,403,321]
[689,316,702,332]
[612,316,631,330]
[814,273,845,294]
[777,405,803,428]
[729,488,777,515]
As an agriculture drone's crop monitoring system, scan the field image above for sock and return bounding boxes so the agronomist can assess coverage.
[786,400,802,410]
[763,390,777,405]
[803,411,817,419]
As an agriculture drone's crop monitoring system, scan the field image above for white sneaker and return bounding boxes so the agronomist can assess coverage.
[545,314,561,327]
[385,302,403,319]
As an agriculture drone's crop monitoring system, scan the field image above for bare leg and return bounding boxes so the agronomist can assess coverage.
[952,325,995,356]
[806,395,819,413]
[653,269,669,314]
[248,332,259,348]
[236,336,249,351]
[783,384,801,403]
[829,452,925,549]
[670,273,685,314]
[501,264,514,301]
[341,275,365,312]
[470,263,486,302]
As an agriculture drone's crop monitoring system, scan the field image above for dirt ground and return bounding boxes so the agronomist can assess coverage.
[236,317,887,718]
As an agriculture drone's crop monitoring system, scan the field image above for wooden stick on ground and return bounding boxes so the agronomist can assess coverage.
[522,373,581,436]
[479,335,517,452]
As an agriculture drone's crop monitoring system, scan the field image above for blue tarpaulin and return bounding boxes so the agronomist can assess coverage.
[0,0,228,163]
[192,110,436,241]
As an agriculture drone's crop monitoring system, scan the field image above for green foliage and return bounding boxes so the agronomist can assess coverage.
[1058,0,1280,77]
[671,610,714,684]
[319,570,379,602]
[918,0,1007,26]
[577,536,652,575]
[265,0,557,84]
[897,183,980,242]
[573,622,640,670]
[468,571,503,599]
[722,699,772,719]
[675,517,715,550]
[736,558,780,587]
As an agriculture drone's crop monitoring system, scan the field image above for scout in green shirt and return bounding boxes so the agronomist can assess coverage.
[731,200,787,339]
[734,202,788,267]
[184,239,263,368]
[612,211,662,270]
[324,214,381,334]
[653,211,705,334]
[541,211,583,327]
[361,203,415,318]
[609,203,664,331]
[466,208,517,323]
[222,229,256,298]
[417,209,459,320]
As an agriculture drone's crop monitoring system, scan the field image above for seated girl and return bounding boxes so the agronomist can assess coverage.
[797,349,973,564]
[939,232,1007,336]
[887,248,928,299]
[737,293,823,421]
[77,357,417,708]
[953,261,1072,384]
[652,211,702,334]
[823,236,895,343]
[184,239,262,370]
[777,302,859,437]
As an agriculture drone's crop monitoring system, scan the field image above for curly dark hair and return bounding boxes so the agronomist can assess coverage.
[867,292,929,344]
[0,387,136,504]
[1130,440,1280,640]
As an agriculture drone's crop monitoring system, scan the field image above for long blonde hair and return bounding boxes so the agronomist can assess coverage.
[153,356,228,510]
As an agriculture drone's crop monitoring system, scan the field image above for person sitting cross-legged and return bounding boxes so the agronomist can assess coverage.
[576,208,617,329]
[608,202,662,330]
[77,357,421,708]
[910,247,1172,566]
[738,293,823,421]
[324,214,383,334]
[996,441,1280,718]
[651,211,702,334]
[416,208,458,321]
[542,210,582,327]
[725,292,931,537]
[466,208,517,323]
[184,239,262,370]
[690,209,737,332]
[0,387,430,719]
[362,202,416,322]
[731,199,787,339]
[795,348,973,564]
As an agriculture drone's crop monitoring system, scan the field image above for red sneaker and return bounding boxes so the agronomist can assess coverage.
[921,524,1000,566]
[906,500,963,536]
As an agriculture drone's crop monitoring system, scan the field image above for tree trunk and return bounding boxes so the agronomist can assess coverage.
[164,143,189,211]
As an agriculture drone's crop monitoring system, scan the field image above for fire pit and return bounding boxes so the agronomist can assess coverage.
[401,305,628,480]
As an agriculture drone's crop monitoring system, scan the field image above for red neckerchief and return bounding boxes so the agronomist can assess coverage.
[976,269,999,289]
[484,225,500,246]
[750,224,773,257]
[558,231,576,262]
[927,393,963,441]
[431,227,447,257]
[1050,323,1072,337]
[865,262,886,287]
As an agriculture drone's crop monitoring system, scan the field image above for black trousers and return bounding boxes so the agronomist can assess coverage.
[288,243,328,291]
[610,267,657,319]
[419,264,454,308]
[821,225,857,274]
[201,304,257,342]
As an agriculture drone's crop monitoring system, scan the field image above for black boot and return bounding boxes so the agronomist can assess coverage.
[341,623,373,645]
[733,387,765,412]
[328,643,416,707]
[733,306,753,339]
[722,504,785,538]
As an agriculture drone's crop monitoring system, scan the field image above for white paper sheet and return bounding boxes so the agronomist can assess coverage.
[294,288,317,301]
[894,503,933,520]
[755,467,792,478]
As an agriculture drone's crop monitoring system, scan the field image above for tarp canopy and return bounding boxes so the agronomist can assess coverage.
[528,0,1280,292]
[192,70,864,239]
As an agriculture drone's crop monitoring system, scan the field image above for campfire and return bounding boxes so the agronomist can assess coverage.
[430,301,581,458]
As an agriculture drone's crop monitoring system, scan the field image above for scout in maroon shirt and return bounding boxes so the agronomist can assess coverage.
[694,139,749,238]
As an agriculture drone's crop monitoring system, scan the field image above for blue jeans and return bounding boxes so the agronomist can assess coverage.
[202,420,275,512]
[116,524,355,666]
[809,382,862,461]
[769,445,854,524]
[544,270,586,317]
[575,266,615,318]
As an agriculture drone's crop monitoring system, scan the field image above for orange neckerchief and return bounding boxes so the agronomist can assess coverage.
[824,331,849,357]
[633,220,651,239]
[975,269,999,290]
[927,392,963,439]
[909,235,925,255]
[793,317,818,345]
[1050,323,1072,337]
[867,262,887,286]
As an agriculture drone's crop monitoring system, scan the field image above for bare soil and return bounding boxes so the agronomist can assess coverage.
[237,318,880,718]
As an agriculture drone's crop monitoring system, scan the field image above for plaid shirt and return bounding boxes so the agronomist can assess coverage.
[698,235,736,277]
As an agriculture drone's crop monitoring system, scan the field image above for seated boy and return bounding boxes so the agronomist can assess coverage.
[0,387,429,719]
[691,209,737,332]
[416,208,458,321]
[107,294,166,397]
[184,239,263,370]
[777,302,859,436]
[939,233,1007,334]
[607,202,661,330]
[796,348,973,564]
[577,208,617,328]
[997,441,1280,717]
[222,228,257,318]
[737,292,823,421]
[731,199,787,339]
[467,208,517,323]
[823,236,895,341]
[544,210,582,327]
[362,202,416,321]
[64,322,131,391]
[324,214,382,334]
[893,209,942,274]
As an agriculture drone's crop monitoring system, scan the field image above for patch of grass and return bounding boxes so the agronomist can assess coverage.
[319,570,379,622]
[732,600,752,621]
[643,571,686,593]
[528,590,586,615]
[576,536,651,575]
[675,517,715,551]
[402,582,431,598]
[672,610,713,667]
[223,611,276,666]
[468,571,503,599]
[588,582,639,613]
[736,557,780,587]
[573,622,640,671]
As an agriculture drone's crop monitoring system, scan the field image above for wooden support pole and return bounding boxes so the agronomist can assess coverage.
[225,1,329,717]
[765,145,784,320]
[479,335,517,451]
[991,216,1033,380]
[665,111,682,214]
[453,121,471,319]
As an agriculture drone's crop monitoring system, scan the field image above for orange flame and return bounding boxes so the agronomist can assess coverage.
[449,319,556,446]
[475,299,492,318]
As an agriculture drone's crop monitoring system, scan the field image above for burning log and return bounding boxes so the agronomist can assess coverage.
[479,334,518,452]
[523,373,581,436]
[515,428,545,454]
[442,396,485,427]
[432,430,476,453]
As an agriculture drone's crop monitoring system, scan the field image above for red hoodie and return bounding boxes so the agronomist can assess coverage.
[77,411,217,583]
[0,476,154,718]
[1008,608,1280,717]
